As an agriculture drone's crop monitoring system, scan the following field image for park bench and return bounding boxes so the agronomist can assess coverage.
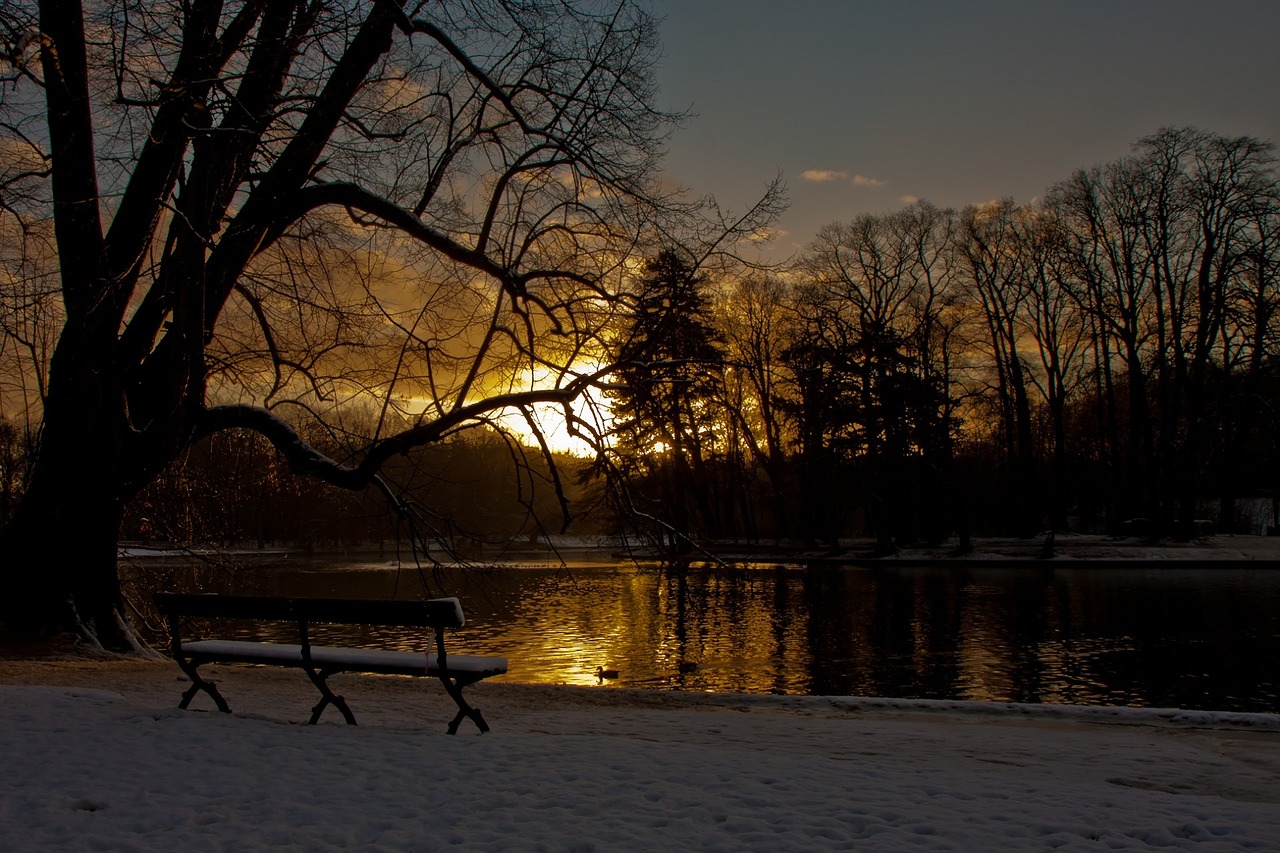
[153,592,507,734]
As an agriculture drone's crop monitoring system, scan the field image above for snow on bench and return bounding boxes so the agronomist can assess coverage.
[180,640,507,677]
[154,593,508,733]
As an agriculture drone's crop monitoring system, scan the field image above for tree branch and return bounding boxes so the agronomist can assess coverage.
[195,368,609,491]
[262,180,522,291]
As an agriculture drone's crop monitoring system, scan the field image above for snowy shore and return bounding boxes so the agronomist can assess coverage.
[3,656,1280,851]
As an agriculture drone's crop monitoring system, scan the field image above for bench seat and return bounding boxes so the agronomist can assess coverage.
[183,640,508,678]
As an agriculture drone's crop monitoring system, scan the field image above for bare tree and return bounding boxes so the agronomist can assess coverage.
[958,199,1039,536]
[717,272,794,537]
[1052,162,1158,527]
[1144,129,1277,533]
[794,201,962,547]
[1008,200,1090,533]
[1051,128,1276,534]
[0,0,724,648]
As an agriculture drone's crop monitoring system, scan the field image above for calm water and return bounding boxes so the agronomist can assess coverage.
[198,560,1280,713]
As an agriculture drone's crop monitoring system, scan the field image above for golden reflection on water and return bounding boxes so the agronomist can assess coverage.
[477,566,818,691]
[956,583,1017,702]
[202,561,1280,712]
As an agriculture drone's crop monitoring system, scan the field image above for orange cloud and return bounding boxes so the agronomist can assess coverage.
[803,169,888,189]
[802,169,848,182]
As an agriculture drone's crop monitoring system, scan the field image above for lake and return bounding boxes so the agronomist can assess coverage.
[173,559,1280,713]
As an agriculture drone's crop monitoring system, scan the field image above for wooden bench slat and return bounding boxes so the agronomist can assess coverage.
[183,639,509,677]
[154,592,466,628]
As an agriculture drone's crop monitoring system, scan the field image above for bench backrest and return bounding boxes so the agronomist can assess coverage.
[154,593,466,629]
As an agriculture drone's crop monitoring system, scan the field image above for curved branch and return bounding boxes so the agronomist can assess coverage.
[263,181,520,290]
[231,283,285,399]
[195,367,610,491]
[386,6,543,141]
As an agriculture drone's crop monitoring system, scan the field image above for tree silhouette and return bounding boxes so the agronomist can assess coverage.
[789,204,962,549]
[607,249,727,550]
[0,0,701,647]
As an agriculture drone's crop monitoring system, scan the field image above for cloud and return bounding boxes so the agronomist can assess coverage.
[747,226,788,243]
[899,194,920,205]
[803,169,889,189]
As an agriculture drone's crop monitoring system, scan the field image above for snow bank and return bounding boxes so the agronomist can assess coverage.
[3,677,1280,851]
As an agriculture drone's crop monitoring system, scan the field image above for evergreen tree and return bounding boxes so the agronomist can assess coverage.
[610,250,726,550]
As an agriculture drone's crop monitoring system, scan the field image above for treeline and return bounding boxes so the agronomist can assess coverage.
[117,425,601,552]
[5,126,1276,553]
[0,411,602,552]
[606,127,1280,549]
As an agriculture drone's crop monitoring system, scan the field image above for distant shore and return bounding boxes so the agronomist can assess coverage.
[688,533,1279,567]
[118,532,1280,569]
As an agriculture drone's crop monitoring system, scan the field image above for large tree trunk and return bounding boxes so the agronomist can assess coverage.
[1,325,141,650]
[2,469,134,650]
[0,1,130,648]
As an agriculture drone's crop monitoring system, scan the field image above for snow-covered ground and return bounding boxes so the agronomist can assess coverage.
[3,659,1280,851]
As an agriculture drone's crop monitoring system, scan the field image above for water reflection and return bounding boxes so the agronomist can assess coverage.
[190,561,1280,713]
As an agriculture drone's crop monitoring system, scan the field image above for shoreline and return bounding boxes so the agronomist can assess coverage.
[116,535,1280,576]
[4,651,1280,734]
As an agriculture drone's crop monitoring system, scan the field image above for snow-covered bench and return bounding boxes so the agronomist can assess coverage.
[153,593,507,734]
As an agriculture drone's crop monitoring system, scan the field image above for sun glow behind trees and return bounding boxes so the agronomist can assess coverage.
[1,0,752,647]
[415,361,616,458]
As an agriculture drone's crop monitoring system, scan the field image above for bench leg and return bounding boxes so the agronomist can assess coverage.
[438,676,489,735]
[304,667,356,725]
[447,704,490,735]
[177,663,231,714]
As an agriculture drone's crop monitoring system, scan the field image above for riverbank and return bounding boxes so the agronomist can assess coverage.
[3,653,1280,851]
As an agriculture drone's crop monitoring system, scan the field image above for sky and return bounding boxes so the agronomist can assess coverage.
[648,0,1280,261]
